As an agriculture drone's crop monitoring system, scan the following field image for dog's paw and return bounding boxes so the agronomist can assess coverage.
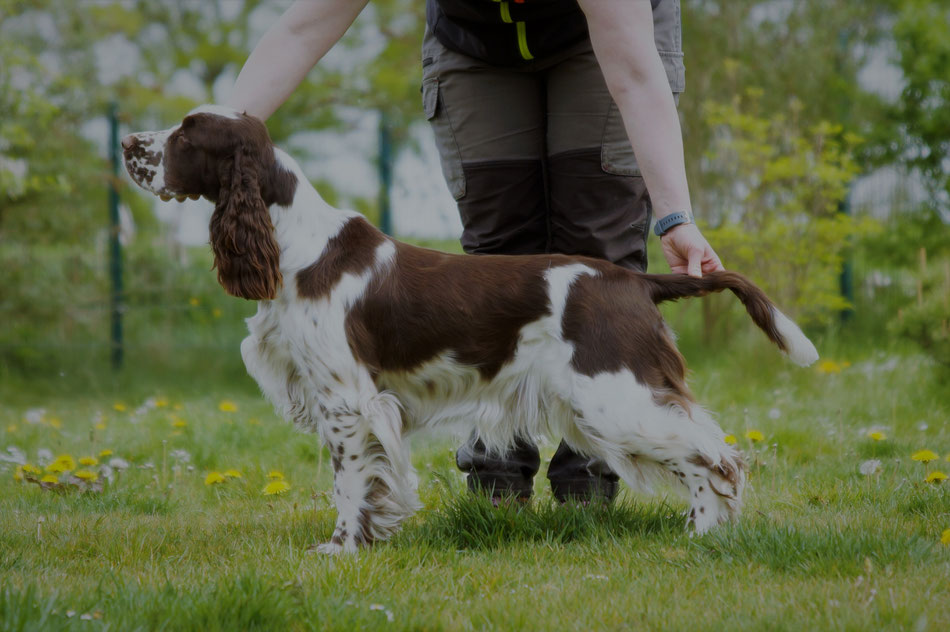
[309,541,347,556]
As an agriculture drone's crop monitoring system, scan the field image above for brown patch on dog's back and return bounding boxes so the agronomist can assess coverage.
[561,264,695,409]
[296,218,386,300]
[345,242,562,380]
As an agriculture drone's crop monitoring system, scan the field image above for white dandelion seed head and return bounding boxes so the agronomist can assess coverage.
[1,446,26,465]
[170,449,191,463]
[768,408,782,420]
[36,448,53,465]
[24,408,46,424]
[109,457,130,470]
[859,459,881,476]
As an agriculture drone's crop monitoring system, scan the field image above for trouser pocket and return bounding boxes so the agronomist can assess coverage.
[422,77,466,200]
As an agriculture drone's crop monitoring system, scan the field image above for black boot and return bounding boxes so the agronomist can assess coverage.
[456,432,540,501]
[547,441,619,504]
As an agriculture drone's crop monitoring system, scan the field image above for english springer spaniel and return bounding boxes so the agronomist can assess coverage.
[122,105,818,554]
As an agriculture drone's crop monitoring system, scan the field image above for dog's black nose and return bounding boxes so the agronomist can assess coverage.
[120,134,136,150]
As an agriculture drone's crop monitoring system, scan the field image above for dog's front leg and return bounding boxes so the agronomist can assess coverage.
[316,411,373,555]
[315,401,420,555]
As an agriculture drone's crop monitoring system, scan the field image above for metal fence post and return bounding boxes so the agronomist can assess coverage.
[839,188,854,324]
[378,111,393,236]
[108,101,124,369]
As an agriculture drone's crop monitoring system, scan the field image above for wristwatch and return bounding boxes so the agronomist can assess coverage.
[653,211,693,237]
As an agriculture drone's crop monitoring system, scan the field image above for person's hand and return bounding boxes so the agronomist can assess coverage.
[659,222,724,277]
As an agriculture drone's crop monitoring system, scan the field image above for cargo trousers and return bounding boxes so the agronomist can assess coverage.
[421,0,685,501]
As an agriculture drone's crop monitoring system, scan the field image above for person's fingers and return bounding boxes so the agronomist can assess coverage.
[702,248,724,273]
[687,245,703,278]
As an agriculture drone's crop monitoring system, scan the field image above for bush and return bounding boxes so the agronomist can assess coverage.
[889,253,950,367]
[697,91,879,327]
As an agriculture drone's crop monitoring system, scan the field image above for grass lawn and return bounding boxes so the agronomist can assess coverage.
[2,332,949,631]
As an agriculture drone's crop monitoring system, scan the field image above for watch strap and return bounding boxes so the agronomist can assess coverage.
[654,211,693,237]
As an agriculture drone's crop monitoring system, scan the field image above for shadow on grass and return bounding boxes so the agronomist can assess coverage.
[397,492,683,551]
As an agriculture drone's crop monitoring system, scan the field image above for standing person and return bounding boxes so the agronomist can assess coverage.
[228,0,724,504]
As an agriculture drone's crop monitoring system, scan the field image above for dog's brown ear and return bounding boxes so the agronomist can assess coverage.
[210,147,282,300]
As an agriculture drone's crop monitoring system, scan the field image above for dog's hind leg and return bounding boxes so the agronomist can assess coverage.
[316,393,420,554]
[568,370,745,534]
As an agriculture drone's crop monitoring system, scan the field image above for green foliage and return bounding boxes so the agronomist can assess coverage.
[698,92,878,325]
[0,242,253,375]
[876,0,950,209]
[858,206,950,270]
[889,256,950,367]
[680,0,892,187]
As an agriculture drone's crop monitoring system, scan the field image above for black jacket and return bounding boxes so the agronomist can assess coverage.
[426,0,662,66]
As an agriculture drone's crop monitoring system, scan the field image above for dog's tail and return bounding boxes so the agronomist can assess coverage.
[641,271,819,367]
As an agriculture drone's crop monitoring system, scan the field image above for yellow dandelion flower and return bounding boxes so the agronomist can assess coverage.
[47,417,62,429]
[868,431,886,441]
[99,449,113,458]
[171,416,187,428]
[745,430,765,442]
[113,403,127,412]
[154,397,169,408]
[79,457,98,467]
[6,424,17,433]
[223,469,242,479]
[218,400,238,413]
[816,360,842,374]
[13,466,24,482]
[205,471,226,485]
[189,296,200,306]
[94,422,107,430]
[925,471,948,484]
[724,435,737,445]
[74,469,98,481]
[173,403,183,411]
[945,453,950,462]
[912,449,939,463]
[40,474,58,484]
[47,455,76,472]
[942,529,950,546]
[22,464,42,475]
[262,480,290,496]
[267,470,285,480]
[212,308,222,318]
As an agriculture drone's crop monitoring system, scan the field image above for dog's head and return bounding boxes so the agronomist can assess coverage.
[122,105,296,300]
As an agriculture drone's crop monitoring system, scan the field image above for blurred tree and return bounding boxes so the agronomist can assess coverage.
[0,0,426,246]
[0,0,119,245]
[680,0,893,226]
[876,0,950,213]
[699,91,878,329]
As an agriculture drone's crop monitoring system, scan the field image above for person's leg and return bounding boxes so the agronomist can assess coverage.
[545,39,654,272]
[422,30,546,499]
[422,30,548,256]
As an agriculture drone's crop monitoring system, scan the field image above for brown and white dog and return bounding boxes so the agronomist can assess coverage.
[122,105,818,554]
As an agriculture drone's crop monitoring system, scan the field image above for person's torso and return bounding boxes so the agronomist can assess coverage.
[426,0,589,65]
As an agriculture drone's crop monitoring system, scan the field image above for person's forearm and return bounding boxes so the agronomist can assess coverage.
[579,0,691,221]
[610,73,691,221]
[227,0,369,120]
